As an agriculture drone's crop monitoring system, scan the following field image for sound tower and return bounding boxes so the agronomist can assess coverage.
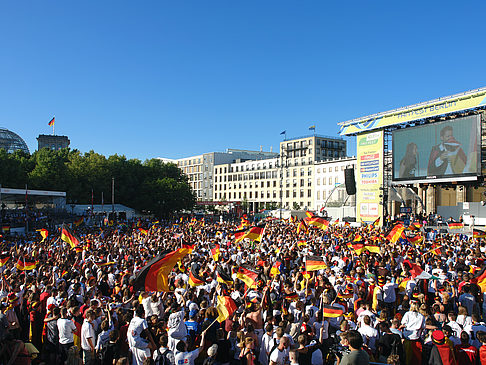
[344,168,356,195]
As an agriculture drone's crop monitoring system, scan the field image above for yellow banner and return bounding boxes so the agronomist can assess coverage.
[356,131,384,225]
[340,90,486,135]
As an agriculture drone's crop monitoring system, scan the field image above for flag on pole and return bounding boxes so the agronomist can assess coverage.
[305,255,327,271]
[48,117,55,126]
[61,224,80,249]
[309,125,316,131]
[280,130,286,135]
[447,222,464,229]
[216,295,237,322]
[36,229,48,242]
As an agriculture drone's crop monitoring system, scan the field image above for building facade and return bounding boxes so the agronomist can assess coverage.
[314,156,357,212]
[37,134,70,151]
[160,149,278,201]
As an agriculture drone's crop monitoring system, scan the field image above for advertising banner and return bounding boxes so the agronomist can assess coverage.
[392,115,480,183]
[340,89,486,135]
[356,130,384,225]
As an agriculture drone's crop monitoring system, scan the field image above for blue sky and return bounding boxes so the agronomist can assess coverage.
[1,1,485,160]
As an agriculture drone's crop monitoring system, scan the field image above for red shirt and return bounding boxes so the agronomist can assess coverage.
[454,344,477,365]
[479,345,486,365]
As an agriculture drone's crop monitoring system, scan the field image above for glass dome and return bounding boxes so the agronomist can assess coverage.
[0,128,30,154]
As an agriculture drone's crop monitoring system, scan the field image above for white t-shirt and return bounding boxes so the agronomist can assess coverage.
[132,346,151,365]
[174,348,201,365]
[81,320,96,351]
[128,316,148,349]
[269,347,288,365]
[401,311,425,340]
[57,318,77,344]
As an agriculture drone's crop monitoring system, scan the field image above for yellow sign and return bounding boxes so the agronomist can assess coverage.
[340,89,486,135]
[356,131,383,225]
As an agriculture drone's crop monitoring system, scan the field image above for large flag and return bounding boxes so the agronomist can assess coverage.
[322,304,344,318]
[471,266,486,292]
[181,241,195,254]
[210,242,220,262]
[270,261,282,277]
[473,229,486,239]
[306,217,330,231]
[216,266,233,286]
[133,249,189,292]
[305,211,315,218]
[16,258,38,271]
[0,254,9,267]
[297,219,308,234]
[386,224,405,244]
[408,234,424,245]
[305,255,327,271]
[188,266,205,287]
[236,265,259,287]
[48,116,55,126]
[36,229,48,242]
[234,225,265,243]
[403,259,432,280]
[61,224,80,249]
[351,244,380,255]
[448,222,464,229]
[216,295,237,322]
[138,228,148,235]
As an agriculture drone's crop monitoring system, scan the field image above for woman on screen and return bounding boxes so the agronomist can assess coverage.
[399,142,418,178]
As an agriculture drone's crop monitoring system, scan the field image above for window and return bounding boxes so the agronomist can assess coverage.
[300,190,304,198]
[317,191,320,200]
[329,177,332,185]
[317,178,320,185]
[308,190,312,197]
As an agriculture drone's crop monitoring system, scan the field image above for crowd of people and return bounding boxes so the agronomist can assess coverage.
[0,213,485,365]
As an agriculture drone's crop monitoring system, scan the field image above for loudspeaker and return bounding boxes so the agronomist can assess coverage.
[344,168,356,195]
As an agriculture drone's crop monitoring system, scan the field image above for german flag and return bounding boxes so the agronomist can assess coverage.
[210,242,220,261]
[290,216,297,223]
[408,234,423,245]
[48,116,55,126]
[284,292,299,301]
[0,254,9,267]
[72,317,82,347]
[36,228,48,242]
[181,241,195,254]
[236,265,259,287]
[216,266,233,286]
[297,219,308,234]
[407,222,422,231]
[332,218,340,226]
[322,304,344,318]
[297,240,307,247]
[188,266,205,287]
[1,226,10,232]
[337,292,354,300]
[16,258,37,271]
[305,211,315,218]
[353,234,363,242]
[305,255,327,271]
[474,229,486,239]
[344,221,350,227]
[398,277,410,292]
[133,249,189,292]
[233,228,247,243]
[386,224,405,244]
[352,244,380,255]
[471,266,486,292]
[61,224,80,249]
[306,217,330,231]
[372,217,380,226]
[138,228,148,235]
[74,244,85,253]
[73,217,84,227]
[216,295,237,322]
[270,261,282,277]
[448,222,464,229]
[95,261,116,267]
[430,244,442,256]
[61,270,68,277]
[245,225,265,242]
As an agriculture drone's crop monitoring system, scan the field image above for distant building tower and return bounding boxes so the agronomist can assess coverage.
[37,134,70,151]
[0,127,30,154]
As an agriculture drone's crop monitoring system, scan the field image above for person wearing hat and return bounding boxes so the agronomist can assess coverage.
[428,329,457,365]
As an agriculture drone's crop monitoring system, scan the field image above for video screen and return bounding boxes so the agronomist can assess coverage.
[392,115,480,182]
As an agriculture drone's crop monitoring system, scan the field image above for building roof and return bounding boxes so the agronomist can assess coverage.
[0,128,30,154]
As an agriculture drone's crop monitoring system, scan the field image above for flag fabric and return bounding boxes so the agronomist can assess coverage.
[270,261,282,277]
[94,261,116,267]
[48,117,55,126]
[133,249,189,292]
[408,234,424,245]
[305,211,315,218]
[233,228,247,243]
[138,228,148,235]
[372,217,380,226]
[36,229,48,242]
[235,225,265,243]
[280,130,286,135]
[351,244,380,255]
[309,125,316,131]
[181,241,195,254]
[297,219,308,234]
[386,224,405,244]
[216,295,237,322]
[305,255,327,271]
[216,266,233,286]
[471,266,486,292]
[306,217,330,231]
[61,224,80,249]
[473,229,486,239]
[408,222,422,231]
[16,258,37,271]
[0,255,9,267]
[297,240,307,247]
[430,244,442,256]
[73,217,84,227]
[322,304,344,318]
[210,242,220,261]
[398,277,411,292]
[403,259,432,280]
[448,222,464,229]
[284,292,299,301]
[236,265,259,287]
[332,219,340,226]
[188,266,205,287]
[344,221,350,227]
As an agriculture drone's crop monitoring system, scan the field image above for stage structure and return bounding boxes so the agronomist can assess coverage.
[338,87,486,225]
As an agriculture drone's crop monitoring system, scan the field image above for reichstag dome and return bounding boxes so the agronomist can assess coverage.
[0,128,30,154]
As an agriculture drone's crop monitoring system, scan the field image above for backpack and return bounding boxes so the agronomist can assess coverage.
[154,348,170,365]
